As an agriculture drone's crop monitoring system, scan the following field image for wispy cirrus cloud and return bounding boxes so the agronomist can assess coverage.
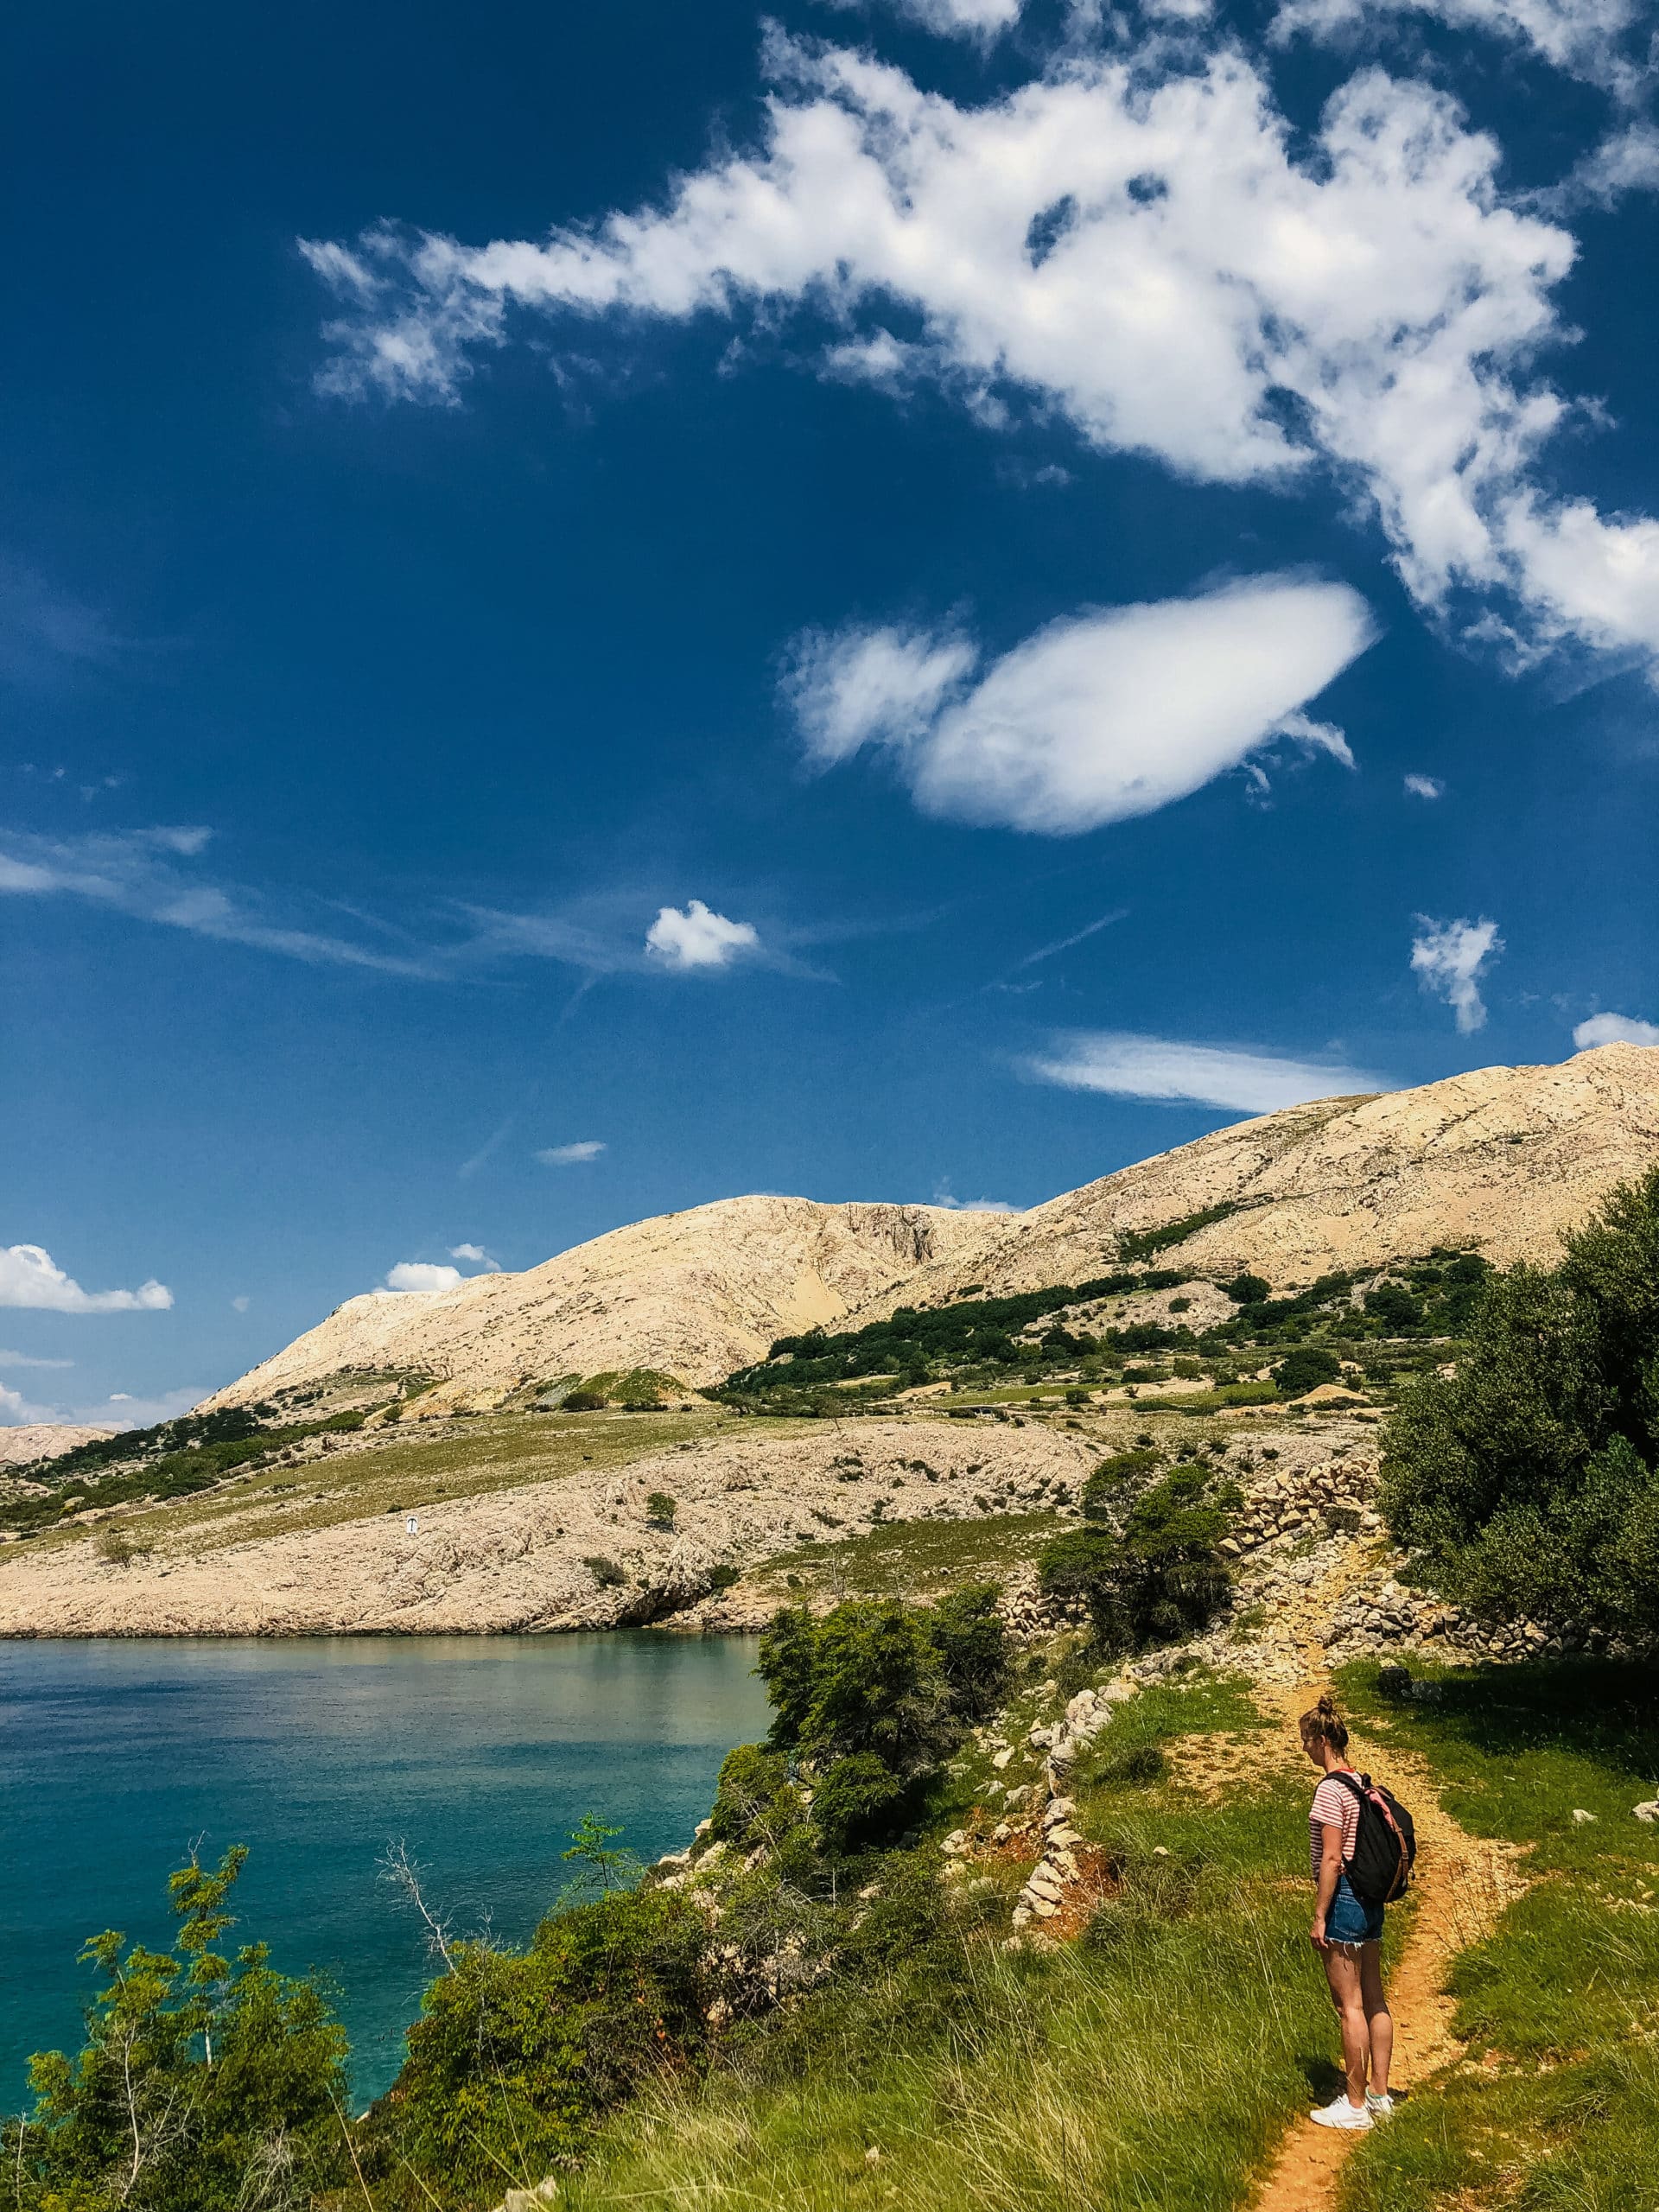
[0,824,440,976]
[1025,1032,1387,1113]
[536,1141,607,1165]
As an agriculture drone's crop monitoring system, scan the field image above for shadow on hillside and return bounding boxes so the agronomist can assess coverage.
[1357,1656,1659,1782]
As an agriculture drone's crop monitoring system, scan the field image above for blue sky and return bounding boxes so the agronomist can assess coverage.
[3,0,1658,1423]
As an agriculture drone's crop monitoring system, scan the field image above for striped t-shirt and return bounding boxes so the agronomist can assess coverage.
[1310,1772,1361,1880]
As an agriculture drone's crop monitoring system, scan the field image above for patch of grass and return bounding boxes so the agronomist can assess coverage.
[753,1510,1070,1601]
[1336,1656,1659,2212]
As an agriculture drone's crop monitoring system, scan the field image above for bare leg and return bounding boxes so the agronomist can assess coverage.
[1320,1943,1370,2107]
[1358,1941,1392,2096]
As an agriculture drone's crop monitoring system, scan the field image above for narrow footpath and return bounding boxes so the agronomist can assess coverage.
[1243,1557,1528,2212]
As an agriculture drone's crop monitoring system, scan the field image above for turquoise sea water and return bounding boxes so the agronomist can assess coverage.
[0,1635,768,2107]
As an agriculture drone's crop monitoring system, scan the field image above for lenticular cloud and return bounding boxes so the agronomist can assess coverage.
[785,577,1376,835]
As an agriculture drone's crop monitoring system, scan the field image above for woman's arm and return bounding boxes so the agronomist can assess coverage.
[1311,1821,1344,1948]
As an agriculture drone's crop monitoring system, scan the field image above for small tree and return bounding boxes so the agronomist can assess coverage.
[1040,1465,1238,1655]
[1381,1166,1659,1642]
[1274,1345,1342,1399]
[7,1847,348,2211]
[645,1491,677,1529]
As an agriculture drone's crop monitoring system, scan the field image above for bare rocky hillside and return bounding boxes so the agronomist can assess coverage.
[202,1197,1007,1411]
[0,1424,117,1468]
[202,1043,1659,1414]
[849,1040,1659,1319]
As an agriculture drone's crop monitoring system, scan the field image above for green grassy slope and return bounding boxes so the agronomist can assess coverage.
[1338,1659,1659,2212]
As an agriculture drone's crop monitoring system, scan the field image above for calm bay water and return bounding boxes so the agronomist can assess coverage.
[1,1634,768,2106]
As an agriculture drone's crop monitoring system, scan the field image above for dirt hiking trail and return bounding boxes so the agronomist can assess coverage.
[1179,1548,1529,2212]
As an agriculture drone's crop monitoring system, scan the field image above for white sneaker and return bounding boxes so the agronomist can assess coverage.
[1366,2093,1395,2119]
[1309,2095,1372,2130]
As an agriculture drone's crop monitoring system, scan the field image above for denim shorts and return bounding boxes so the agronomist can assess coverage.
[1326,1872,1385,1948]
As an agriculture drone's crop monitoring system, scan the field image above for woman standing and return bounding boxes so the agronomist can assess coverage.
[1301,1694,1394,2130]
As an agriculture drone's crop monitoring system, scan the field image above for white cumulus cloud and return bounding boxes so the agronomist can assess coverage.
[302,32,1659,673]
[931,1182,1022,1212]
[1026,1032,1386,1112]
[784,579,1374,833]
[1403,772,1446,798]
[384,1262,464,1294]
[448,1243,503,1270]
[1573,1011,1659,1048]
[0,1245,173,1314]
[645,899,762,970]
[1410,915,1503,1033]
[535,1141,607,1165]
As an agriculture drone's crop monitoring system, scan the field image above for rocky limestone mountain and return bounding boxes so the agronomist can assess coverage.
[0,1424,118,1469]
[845,1040,1659,1320]
[202,1197,1008,1411]
[204,1043,1659,1414]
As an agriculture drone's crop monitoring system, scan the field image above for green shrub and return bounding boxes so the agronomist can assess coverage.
[1039,1466,1237,1655]
[709,1745,796,1847]
[1224,1273,1271,1305]
[1381,1166,1659,1642]
[563,1389,609,1411]
[371,1885,711,2200]
[812,1751,909,1853]
[584,1554,626,1588]
[1081,1448,1162,1522]
[928,1582,1012,1719]
[13,1847,348,2212]
[1274,1344,1342,1398]
[645,1491,677,1528]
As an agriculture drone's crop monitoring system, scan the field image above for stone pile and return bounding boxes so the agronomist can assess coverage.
[1025,1679,1135,1770]
[1219,1453,1382,1558]
[1009,1795,1089,1927]
[1324,1571,1604,1663]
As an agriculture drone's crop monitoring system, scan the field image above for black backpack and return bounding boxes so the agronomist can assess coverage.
[1331,1770,1417,1904]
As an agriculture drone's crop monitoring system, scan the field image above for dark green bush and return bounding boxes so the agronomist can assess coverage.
[563,1389,609,1412]
[1274,1345,1343,1399]
[760,1589,1008,1775]
[1381,1167,1659,1643]
[928,1582,1012,1719]
[1224,1273,1271,1305]
[1039,1466,1237,1655]
[583,1554,626,1587]
[812,1751,909,1853]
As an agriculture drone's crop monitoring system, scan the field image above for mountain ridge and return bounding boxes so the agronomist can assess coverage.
[203,1044,1659,1411]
